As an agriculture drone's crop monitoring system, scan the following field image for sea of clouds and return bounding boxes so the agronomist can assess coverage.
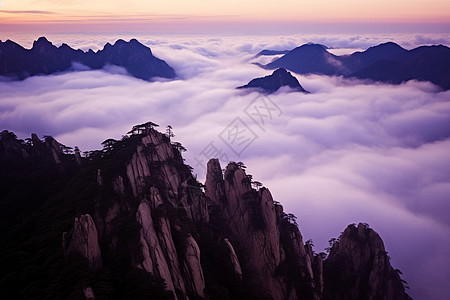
[1,33,450,299]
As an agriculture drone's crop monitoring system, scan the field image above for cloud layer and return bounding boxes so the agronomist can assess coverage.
[1,33,450,300]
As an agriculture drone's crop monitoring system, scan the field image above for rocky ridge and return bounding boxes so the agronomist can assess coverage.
[0,126,411,299]
[0,37,176,81]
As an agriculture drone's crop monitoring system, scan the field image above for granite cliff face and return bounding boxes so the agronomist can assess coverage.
[63,214,102,270]
[205,159,318,299]
[0,126,410,299]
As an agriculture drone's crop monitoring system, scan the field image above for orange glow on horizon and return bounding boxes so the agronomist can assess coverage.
[1,0,449,33]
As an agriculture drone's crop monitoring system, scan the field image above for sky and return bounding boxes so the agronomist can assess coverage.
[1,34,450,300]
[1,0,450,33]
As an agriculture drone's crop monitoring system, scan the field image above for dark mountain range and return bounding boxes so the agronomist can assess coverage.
[265,42,450,90]
[0,37,176,81]
[237,68,309,93]
[353,45,450,89]
[266,44,343,76]
[0,125,410,299]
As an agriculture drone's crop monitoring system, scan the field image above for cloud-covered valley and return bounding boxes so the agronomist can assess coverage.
[1,33,450,300]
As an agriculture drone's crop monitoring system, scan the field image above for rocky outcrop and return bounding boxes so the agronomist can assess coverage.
[136,195,178,297]
[182,235,205,297]
[83,287,96,300]
[0,126,411,300]
[323,223,411,300]
[45,136,64,164]
[92,127,208,299]
[0,130,27,161]
[206,159,317,299]
[223,238,243,279]
[0,37,176,81]
[313,254,324,296]
[63,214,102,269]
[133,185,206,299]
[0,131,71,167]
[238,68,309,93]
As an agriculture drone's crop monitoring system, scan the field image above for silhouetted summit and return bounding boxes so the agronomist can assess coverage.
[238,68,308,93]
[32,36,54,52]
[343,42,408,71]
[267,43,342,76]
[265,41,450,90]
[0,37,175,80]
[324,223,412,300]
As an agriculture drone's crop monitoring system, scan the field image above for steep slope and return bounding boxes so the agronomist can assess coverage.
[237,68,309,93]
[0,37,176,80]
[0,126,410,300]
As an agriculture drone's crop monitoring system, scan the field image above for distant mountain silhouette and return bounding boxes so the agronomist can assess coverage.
[0,37,176,81]
[342,42,408,72]
[266,44,342,76]
[255,49,291,57]
[265,42,450,90]
[353,45,450,89]
[238,68,308,93]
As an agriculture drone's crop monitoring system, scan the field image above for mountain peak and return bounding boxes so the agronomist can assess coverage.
[32,36,52,48]
[0,39,22,49]
[129,38,141,45]
[266,43,342,76]
[294,43,329,52]
[103,42,113,49]
[113,39,126,45]
[306,42,329,49]
[324,223,411,300]
[273,67,289,75]
[370,41,404,50]
[238,68,309,93]
[109,38,149,53]
[361,41,407,58]
[31,37,56,56]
